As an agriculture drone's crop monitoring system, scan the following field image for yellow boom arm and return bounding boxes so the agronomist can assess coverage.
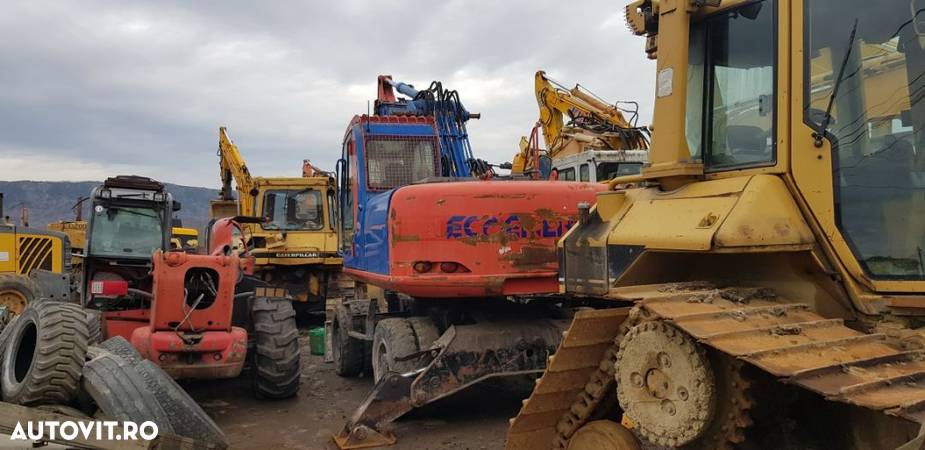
[534,71,648,157]
[217,126,256,216]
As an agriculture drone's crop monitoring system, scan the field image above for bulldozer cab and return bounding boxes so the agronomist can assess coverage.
[623,0,925,296]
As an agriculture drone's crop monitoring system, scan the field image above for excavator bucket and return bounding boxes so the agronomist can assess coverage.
[334,319,569,449]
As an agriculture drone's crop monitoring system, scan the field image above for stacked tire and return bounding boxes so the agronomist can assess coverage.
[0,301,229,449]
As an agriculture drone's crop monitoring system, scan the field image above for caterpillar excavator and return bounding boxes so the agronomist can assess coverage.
[511,71,649,181]
[507,0,925,449]
[211,127,350,312]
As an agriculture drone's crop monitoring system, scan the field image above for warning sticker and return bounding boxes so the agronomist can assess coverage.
[0,252,8,262]
[657,68,674,98]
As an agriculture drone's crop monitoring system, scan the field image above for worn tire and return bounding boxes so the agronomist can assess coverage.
[333,304,364,377]
[84,309,103,345]
[1,301,88,405]
[251,297,300,399]
[81,353,174,433]
[0,274,36,317]
[134,360,228,449]
[0,315,20,369]
[371,318,421,384]
[98,336,142,365]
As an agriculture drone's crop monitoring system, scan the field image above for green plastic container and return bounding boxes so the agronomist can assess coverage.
[308,327,325,356]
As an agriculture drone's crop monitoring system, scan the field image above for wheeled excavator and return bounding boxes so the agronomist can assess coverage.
[507,0,925,449]
[511,71,649,181]
[211,127,351,312]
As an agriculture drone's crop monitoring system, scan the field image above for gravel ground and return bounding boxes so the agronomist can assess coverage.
[183,331,529,450]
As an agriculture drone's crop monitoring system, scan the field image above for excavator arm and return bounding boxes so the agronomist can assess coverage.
[216,127,256,217]
[534,71,648,157]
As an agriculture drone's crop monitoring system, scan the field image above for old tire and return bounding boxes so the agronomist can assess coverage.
[2,301,88,405]
[135,360,228,448]
[371,318,421,384]
[251,297,300,399]
[98,336,142,365]
[0,274,35,317]
[81,353,174,433]
[84,310,103,345]
[332,304,364,377]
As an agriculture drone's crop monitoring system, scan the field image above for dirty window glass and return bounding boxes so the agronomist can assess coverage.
[806,0,925,280]
[596,162,643,181]
[579,164,591,182]
[702,0,776,169]
[366,138,438,190]
[89,206,164,258]
[262,189,323,231]
[559,167,576,181]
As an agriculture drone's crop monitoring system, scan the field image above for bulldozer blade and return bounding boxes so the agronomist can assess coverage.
[336,318,569,448]
[333,372,411,449]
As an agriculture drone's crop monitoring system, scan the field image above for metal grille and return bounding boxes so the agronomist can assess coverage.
[17,236,53,274]
[365,136,439,191]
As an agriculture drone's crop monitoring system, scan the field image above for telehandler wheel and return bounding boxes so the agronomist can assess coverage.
[371,317,439,384]
[332,304,364,377]
[1,301,88,405]
[81,353,174,434]
[0,274,36,317]
[567,420,641,450]
[135,360,228,449]
[251,296,300,399]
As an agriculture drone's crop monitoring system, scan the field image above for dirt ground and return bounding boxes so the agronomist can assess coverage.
[183,330,528,450]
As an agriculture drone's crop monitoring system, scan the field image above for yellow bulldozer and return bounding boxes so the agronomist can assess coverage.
[507,0,925,449]
[211,127,349,311]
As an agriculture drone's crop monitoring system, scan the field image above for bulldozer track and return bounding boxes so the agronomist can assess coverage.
[506,283,925,449]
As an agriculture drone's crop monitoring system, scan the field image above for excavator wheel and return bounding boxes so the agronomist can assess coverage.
[371,316,440,384]
[333,304,365,377]
[566,420,641,450]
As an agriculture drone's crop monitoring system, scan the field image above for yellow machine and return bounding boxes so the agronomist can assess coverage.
[511,71,650,181]
[0,194,71,314]
[507,1,925,449]
[212,127,345,307]
[169,226,198,251]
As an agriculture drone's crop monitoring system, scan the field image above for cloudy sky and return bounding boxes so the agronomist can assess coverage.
[0,0,655,188]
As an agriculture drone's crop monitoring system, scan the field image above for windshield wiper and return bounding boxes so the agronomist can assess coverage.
[813,18,859,148]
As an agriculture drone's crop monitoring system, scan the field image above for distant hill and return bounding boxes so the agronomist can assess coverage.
[0,180,219,231]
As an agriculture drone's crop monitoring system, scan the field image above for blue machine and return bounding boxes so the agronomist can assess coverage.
[337,75,480,276]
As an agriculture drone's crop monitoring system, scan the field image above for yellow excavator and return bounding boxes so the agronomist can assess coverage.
[212,127,347,310]
[511,71,649,181]
[507,1,925,449]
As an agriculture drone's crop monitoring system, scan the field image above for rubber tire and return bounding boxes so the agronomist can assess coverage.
[372,318,421,384]
[251,297,300,399]
[0,315,20,369]
[84,309,103,345]
[0,274,36,316]
[134,360,228,449]
[406,317,440,351]
[332,304,364,377]
[2,301,88,405]
[81,353,174,433]
[98,336,142,365]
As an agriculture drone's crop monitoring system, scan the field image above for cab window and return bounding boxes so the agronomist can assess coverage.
[262,190,323,231]
[690,0,777,169]
[579,164,591,182]
[559,167,577,181]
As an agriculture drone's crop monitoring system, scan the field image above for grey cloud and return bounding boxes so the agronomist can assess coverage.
[0,0,655,186]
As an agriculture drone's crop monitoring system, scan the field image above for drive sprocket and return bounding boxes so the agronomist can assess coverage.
[616,321,715,447]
